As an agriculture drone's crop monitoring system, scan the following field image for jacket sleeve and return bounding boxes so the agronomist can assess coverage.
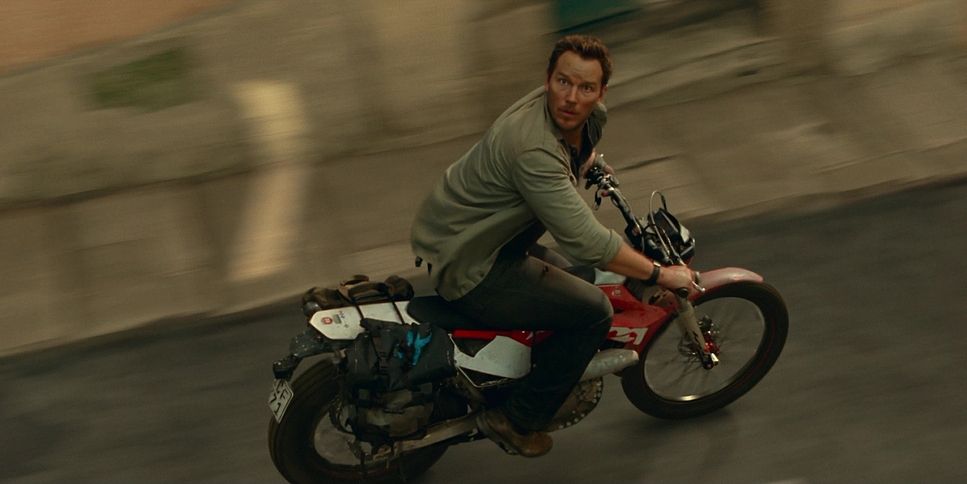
[510,148,622,267]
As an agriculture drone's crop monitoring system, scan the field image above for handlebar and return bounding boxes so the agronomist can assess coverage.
[586,166,642,237]
[585,159,715,367]
[584,160,706,294]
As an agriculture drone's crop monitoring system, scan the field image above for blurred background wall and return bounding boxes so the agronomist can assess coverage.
[1,0,964,355]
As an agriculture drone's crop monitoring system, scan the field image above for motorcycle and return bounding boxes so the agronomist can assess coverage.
[266,163,788,484]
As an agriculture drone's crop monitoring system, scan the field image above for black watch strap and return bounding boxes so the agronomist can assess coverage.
[644,261,661,285]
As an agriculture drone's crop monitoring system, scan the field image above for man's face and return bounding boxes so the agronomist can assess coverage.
[545,50,607,142]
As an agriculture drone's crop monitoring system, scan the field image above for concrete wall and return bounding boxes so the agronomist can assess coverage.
[763,0,964,73]
[1,0,966,355]
[0,0,235,74]
[0,0,553,354]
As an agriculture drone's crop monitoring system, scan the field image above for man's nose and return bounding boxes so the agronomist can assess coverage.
[565,86,578,103]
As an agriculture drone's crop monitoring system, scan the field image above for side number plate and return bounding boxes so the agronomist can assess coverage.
[268,379,294,423]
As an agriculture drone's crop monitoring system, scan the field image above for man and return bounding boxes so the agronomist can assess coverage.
[410,35,696,457]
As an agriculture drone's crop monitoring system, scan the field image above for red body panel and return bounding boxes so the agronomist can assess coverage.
[451,329,550,347]
[599,284,671,351]
[449,266,764,352]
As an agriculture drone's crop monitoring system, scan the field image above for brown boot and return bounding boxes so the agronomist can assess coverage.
[476,409,553,458]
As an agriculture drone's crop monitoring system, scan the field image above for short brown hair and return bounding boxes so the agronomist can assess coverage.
[546,35,613,87]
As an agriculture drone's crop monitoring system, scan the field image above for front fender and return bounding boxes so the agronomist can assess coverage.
[693,267,764,300]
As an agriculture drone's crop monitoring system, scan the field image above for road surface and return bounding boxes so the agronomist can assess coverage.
[2,179,966,483]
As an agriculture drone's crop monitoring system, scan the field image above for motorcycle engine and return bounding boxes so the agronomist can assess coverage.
[543,377,604,431]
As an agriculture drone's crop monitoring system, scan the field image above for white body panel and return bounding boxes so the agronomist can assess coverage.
[452,335,531,378]
[309,301,418,340]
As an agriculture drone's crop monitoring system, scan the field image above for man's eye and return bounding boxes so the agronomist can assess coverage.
[582,85,594,93]
[558,78,568,86]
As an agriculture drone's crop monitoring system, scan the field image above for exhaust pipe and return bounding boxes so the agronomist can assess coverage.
[400,413,479,452]
[580,349,639,381]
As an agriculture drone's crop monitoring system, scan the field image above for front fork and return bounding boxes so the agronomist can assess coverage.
[671,290,720,370]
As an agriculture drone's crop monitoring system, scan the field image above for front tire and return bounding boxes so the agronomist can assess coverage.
[621,282,788,419]
[268,360,448,484]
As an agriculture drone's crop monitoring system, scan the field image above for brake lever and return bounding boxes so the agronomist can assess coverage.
[693,279,706,293]
[673,284,706,299]
[672,270,706,299]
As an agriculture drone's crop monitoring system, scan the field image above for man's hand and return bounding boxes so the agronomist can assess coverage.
[658,265,702,297]
[604,244,702,297]
[579,150,615,179]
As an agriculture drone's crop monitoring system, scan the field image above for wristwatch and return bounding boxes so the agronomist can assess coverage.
[644,260,661,286]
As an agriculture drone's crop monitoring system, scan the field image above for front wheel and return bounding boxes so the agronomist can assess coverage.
[621,281,788,419]
[268,360,448,484]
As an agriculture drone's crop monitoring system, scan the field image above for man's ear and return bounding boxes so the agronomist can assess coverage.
[599,84,608,102]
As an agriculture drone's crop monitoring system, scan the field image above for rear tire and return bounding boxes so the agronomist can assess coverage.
[621,282,787,419]
[268,360,448,484]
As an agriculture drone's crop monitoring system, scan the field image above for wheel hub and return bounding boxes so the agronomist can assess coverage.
[677,316,721,366]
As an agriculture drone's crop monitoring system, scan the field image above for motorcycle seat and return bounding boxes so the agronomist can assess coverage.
[406,295,486,331]
[405,266,595,332]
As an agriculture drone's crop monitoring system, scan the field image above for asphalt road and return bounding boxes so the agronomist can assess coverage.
[2,180,966,483]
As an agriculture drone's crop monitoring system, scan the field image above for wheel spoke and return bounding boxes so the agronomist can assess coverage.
[644,295,767,401]
[622,283,786,419]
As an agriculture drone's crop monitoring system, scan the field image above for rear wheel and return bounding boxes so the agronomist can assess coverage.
[621,282,787,419]
[268,360,448,484]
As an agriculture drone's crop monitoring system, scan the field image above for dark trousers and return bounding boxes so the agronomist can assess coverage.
[449,247,613,432]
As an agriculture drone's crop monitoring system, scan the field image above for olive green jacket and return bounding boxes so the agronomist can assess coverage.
[410,87,622,300]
